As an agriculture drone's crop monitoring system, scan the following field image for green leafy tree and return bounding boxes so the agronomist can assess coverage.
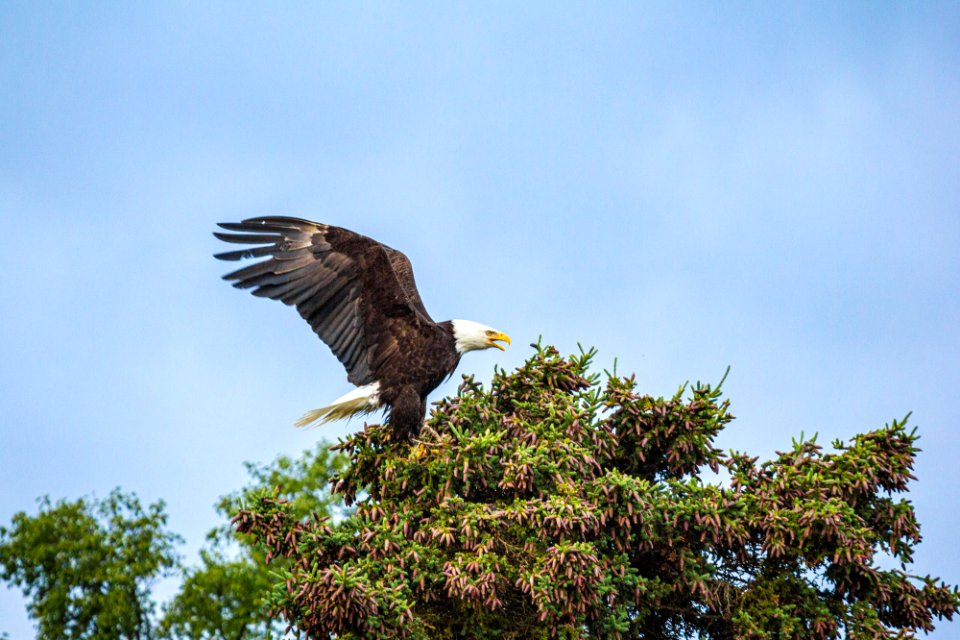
[159,442,349,640]
[235,344,960,639]
[0,489,180,640]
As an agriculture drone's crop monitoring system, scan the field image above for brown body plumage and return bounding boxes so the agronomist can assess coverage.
[215,217,509,441]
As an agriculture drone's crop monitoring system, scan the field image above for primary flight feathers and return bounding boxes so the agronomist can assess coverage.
[215,217,510,441]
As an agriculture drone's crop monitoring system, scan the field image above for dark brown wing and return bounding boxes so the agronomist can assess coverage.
[214,217,432,386]
[383,246,432,320]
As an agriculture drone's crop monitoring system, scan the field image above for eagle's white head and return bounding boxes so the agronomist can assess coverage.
[451,319,511,354]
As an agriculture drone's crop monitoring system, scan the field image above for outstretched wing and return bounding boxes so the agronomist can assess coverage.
[214,217,432,386]
[383,246,432,320]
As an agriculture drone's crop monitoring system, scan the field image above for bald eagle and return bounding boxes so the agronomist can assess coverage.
[214,217,511,441]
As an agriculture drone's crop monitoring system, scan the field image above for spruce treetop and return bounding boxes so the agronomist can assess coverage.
[235,344,960,639]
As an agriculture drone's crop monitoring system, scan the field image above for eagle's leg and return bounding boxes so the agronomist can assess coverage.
[388,386,425,443]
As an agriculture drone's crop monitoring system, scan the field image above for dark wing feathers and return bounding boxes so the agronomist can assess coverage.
[215,217,429,386]
[384,247,432,320]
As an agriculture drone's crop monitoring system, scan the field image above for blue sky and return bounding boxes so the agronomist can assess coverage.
[2,2,959,637]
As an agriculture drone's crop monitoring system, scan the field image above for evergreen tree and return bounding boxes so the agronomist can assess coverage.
[235,344,960,639]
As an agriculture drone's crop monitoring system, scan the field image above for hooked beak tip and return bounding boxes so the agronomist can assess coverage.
[489,332,511,351]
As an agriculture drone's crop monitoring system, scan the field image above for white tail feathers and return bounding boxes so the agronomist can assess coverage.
[294,383,382,428]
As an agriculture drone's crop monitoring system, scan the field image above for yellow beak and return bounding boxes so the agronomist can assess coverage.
[487,332,511,351]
